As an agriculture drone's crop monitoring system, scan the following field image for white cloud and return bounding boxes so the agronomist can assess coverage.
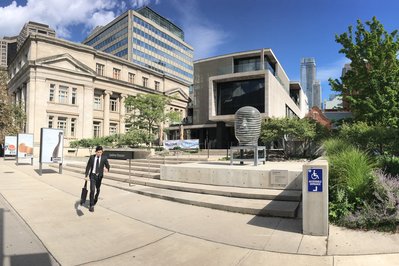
[317,58,351,83]
[130,0,159,8]
[172,1,229,60]
[0,0,118,38]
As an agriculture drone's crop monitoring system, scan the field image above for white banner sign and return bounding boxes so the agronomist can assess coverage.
[4,136,17,156]
[17,133,34,158]
[163,139,199,150]
[40,128,64,163]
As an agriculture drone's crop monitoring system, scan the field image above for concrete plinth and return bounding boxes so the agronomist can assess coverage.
[160,161,305,190]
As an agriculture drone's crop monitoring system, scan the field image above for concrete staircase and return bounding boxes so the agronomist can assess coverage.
[59,157,302,219]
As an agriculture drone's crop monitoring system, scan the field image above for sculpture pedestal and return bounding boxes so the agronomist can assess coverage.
[230,145,266,166]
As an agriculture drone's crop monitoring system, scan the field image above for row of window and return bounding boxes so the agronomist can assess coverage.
[48,115,119,138]
[95,63,161,89]
[133,48,193,80]
[133,16,193,55]
[94,28,128,50]
[49,84,77,105]
[86,17,129,46]
[133,38,193,71]
[48,116,77,137]
[133,27,192,63]
[104,38,128,53]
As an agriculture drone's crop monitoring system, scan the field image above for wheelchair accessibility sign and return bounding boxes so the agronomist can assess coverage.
[308,169,322,192]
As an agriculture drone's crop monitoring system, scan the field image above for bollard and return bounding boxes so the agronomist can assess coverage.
[302,158,329,236]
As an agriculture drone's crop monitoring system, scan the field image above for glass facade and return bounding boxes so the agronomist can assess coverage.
[234,56,275,75]
[216,78,265,115]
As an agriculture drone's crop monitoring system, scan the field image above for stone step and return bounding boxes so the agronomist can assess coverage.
[106,182,300,218]
[61,165,160,179]
[67,162,160,173]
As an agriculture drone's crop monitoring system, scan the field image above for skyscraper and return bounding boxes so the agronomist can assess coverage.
[83,6,193,86]
[300,57,321,109]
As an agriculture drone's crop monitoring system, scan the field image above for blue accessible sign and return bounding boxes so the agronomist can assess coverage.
[308,169,322,192]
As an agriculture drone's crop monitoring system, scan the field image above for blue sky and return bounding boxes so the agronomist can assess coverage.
[1,0,399,102]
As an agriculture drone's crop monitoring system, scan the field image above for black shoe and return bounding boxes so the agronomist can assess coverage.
[89,206,94,212]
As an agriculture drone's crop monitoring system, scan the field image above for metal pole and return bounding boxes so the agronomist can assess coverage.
[59,163,62,174]
[31,157,33,166]
[16,157,19,166]
[39,163,42,176]
[128,159,132,186]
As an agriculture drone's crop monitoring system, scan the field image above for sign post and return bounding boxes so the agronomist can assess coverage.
[4,136,17,160]
[302,159,329,236]
[103,150,134,186]
[39,128,64,175]
[16,133,34,166]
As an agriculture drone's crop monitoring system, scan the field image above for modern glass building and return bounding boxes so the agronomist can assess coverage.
[83,6,193,86]
[185,49,308,148]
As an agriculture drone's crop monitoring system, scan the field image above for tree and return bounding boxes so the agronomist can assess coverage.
[0,68,26,143]
[329,17,399,127]
[124,94,180,146]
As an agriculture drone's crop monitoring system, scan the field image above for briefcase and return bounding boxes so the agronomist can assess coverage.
[80,180,88,205]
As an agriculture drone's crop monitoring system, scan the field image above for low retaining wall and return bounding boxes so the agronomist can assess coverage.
[160,161,304,190]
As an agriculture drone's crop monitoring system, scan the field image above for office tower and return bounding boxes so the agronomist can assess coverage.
[0,39,7,67]
[17,21,56,51]
[83,6,193,86]
[300,58,316,108]
[312,80,321,109]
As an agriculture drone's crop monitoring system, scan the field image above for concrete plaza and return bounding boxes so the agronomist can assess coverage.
[1,159,399,265]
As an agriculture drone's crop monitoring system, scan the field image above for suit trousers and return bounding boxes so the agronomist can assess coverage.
[89,173,103,206]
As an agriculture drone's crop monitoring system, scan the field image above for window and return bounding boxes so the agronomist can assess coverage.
[48,116,54,128]
[142,77,148,87]
[109,123,118,135]
[128,72,135,83]
[93,122,101,137]
[58,86,68,104]
[94,95,102,110]
[57,117,67,132]
[110,98,118,112]
[155,81,160,91]
[49,84,55,102]
[70,118,76,137]
[71,88,77,105]
[96,63,104,76]
[113,68,121,79]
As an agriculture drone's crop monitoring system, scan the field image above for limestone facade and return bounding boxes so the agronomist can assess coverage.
[7,34,189,146]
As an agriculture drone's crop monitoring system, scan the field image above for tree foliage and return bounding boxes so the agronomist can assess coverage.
[329,17,399,127]
[124,94,181,145]
[0,68,26,143]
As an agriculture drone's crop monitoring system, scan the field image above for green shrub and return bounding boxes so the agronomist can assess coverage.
[377,155,399,176]
[322,138,353,156]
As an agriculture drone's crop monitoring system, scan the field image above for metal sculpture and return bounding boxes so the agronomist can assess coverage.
[234,106,261,146]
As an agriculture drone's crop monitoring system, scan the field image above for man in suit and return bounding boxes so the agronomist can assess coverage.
[85,146,110,212]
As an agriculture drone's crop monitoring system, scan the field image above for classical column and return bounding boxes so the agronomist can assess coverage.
[103,90,112,136]
[119,94,127,134]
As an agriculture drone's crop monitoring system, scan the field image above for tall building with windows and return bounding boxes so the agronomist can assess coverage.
[300,57,321,109]
[7,33,189,146]
[0,39,7,67]
[83,6,193,87]
[0,36,17,67]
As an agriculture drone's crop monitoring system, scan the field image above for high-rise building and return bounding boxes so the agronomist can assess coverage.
[0,39,7,67]
[0,36,17,67]
[83,6,193,87]
[17,21,56,51]
[312,80,321,109]
[300,57,321,109]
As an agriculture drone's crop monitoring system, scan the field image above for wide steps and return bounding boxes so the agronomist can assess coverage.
[67,163,160,173]
[61,165,160,179]
[107,182,299,218]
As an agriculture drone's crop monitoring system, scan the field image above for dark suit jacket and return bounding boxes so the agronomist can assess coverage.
[85,155,110,178]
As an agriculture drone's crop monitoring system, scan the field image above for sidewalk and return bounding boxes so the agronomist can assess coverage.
[1,159,399,265]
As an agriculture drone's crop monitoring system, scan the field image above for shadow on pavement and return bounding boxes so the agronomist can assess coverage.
[34,169,58,175]
[74,201,85,217]
[247,215,302,233]
[1,208,55,266]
